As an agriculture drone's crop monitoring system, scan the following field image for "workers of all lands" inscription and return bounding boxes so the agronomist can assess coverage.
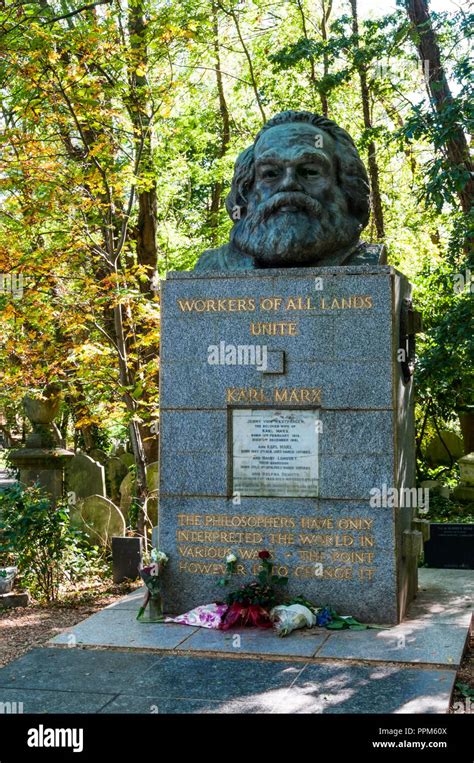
[232,409,319,498]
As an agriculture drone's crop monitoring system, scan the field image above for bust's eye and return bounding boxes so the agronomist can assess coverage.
[259,166,280,180]
[298,166,320,179]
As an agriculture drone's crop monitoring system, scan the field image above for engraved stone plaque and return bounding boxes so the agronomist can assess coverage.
[232,408,319,497]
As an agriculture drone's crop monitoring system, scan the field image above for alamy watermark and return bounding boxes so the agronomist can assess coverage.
[0,701,24,713]
[0,273,23,300]
[371,58,430,82]
[208,341,268,371]
[452,269,473,294]
[370,485,429,510]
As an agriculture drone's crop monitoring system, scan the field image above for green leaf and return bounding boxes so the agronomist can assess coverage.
[326,620,345,629]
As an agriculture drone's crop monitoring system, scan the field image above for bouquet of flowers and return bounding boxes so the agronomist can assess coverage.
[220,550,288,629]
[137,549,168,623]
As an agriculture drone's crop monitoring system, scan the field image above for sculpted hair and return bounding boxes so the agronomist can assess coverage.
[225,110,370,228]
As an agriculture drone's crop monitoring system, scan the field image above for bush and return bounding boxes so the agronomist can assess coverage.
[0,484,106,601]
[421,494,474,524]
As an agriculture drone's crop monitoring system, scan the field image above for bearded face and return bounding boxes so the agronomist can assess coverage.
[230,123,362,267]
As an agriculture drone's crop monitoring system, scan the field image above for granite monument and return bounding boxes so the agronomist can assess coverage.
[158,111,421,624]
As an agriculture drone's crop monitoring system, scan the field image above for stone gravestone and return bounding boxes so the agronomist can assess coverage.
[157,110,421,624]
[66,452,106,502]
[107,456,128,504]
[79,495,126,548]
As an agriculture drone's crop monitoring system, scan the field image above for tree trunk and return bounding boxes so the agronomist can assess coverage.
[350,0,385,241]
[209,3,231,244]
[128,0,158,292]
[320,0,333,117]
[404,0,472,214]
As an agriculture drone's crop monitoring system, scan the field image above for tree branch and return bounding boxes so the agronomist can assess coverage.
[43,0,112,25]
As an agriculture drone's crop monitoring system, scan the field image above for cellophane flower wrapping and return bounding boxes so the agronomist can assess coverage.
[271,604,316,637]
[140,562,164,595]
[165,603,228,629]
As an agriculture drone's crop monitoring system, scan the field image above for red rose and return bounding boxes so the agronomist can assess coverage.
[258,550,271,559]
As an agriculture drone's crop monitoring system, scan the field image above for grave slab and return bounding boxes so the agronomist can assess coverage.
[0,649,456,715]
[0,647,158,693]
[316,621,469,665]
[176,625,329,658]
[0,687,116,714]
[50,608,199,650]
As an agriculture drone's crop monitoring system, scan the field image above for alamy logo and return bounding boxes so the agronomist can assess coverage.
[27,725,84,753]
[207,341,268,371]
[369,485,429,510]
[0,701,23,713]
[0,273,23,300]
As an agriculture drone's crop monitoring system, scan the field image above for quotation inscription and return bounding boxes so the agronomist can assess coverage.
[176,294,374,338]
[175,513,377,582]
[177,295,374,313]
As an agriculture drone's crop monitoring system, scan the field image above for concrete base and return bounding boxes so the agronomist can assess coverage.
[0,569,469,714]
[49,569,472,668]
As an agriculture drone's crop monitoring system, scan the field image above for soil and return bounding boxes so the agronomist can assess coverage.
[0,579,142,669]
[449,631,474,714]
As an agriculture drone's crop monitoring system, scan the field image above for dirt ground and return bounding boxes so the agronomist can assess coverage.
[1,582,472,713]
[0,580,142,670]
[449,632,474,714]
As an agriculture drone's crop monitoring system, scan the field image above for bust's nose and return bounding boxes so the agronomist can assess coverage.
[277,165,303,192]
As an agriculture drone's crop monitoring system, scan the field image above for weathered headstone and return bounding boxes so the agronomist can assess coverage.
[119,462,159,525]
[119,452,135,469]
[425,431,464,466]
[119,471,135,521]
[452,452,474,502]
[67,452,106,501]
[79,495,126,547]
[107,457,128,504]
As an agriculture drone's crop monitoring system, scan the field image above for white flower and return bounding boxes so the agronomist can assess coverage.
[151,549,168,563]
[226,553,237,564]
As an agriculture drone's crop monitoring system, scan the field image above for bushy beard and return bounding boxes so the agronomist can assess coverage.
[231,191,361,267]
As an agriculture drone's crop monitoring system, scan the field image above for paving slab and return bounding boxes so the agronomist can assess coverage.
[121,654,304,701]
[284,662,456,715]
[0,648,159,693]
[317,620,468,666]
[0,649,455,714]
[406,594,473,627]
[416,568,474,596]
[51,607,199,649]
[0,687,116,714]
[104,587,146,611]
[179,624,329,658]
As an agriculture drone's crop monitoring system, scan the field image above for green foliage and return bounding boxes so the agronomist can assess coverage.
[421,494,474,525]
[0,0,471,446]
[225,551,287,608]
[0,484,106,601]
[455,682,474,700]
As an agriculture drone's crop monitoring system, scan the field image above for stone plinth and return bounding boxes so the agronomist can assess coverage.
[158,266,418,624]
[452,452,474,502]
[9,448,74,504]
